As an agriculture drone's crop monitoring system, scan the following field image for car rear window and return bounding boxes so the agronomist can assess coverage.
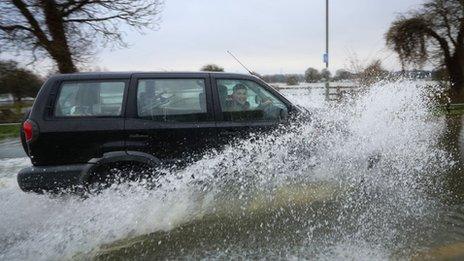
[54,81,125,117]
[137,79,211,122]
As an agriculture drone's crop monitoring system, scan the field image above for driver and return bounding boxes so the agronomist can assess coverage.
[225,83,250,111]
[256,95,273,109]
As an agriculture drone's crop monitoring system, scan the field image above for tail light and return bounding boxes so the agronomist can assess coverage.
[23,120,34,142]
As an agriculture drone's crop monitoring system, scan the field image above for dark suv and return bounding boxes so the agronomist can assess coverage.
[17,72,299,192]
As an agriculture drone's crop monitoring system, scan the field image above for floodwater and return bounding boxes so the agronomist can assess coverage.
[0,139,26,159]
[1,81,464,260]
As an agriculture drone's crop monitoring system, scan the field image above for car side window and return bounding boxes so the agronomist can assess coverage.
[137,79,210,122]
[54,81,125,117]
[217,79,288,121]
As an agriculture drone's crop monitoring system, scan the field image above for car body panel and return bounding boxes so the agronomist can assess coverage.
[29,77,129,165]
[18,72,300,192]
[124,73,218,162]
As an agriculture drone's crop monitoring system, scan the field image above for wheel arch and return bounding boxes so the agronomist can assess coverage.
[79,151,162,184]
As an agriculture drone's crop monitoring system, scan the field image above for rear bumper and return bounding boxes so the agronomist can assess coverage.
[17,164,89,192]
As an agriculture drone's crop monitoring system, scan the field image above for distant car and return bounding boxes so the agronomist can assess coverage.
[17,72,301,193]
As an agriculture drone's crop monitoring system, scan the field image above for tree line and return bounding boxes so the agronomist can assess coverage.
[386,0,464,101]
[201,0,464,97]
[0,0,463,100]
[200,61,441,86]
[0,60,42,101]
[0,0,163,73]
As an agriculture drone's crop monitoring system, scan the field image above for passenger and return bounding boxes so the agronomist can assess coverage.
[225,83,250,111]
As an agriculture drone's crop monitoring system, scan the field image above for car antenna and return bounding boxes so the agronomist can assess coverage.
[227,50,254,75]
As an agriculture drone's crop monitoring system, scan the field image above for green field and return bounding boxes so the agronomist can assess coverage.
[435,103,464,116]
[0,124,20,140]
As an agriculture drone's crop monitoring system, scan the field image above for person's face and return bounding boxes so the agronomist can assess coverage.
[232,89,247,104]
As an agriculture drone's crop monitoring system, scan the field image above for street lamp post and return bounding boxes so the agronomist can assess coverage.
[324,0,330,101]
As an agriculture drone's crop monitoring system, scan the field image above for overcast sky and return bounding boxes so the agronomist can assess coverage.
[4,0,427,75]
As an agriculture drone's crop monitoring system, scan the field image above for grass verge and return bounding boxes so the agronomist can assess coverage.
[0,101,32,124]
[433,103,464,116]
[0,124,20,141]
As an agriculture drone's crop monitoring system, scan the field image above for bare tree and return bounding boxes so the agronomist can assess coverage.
[386,0,464,101]
[0,60,42,100]
[200,64,224,72]
[357,59,389,87]
[285,74,299,86]
[333,69,353,81]
[0,0,163,73]
[304,67,321,83]
[320,68,331,80]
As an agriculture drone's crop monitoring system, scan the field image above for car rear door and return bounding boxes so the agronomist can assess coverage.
[211,74,293,146]
[124,73,217,163]
[33,75,129,165]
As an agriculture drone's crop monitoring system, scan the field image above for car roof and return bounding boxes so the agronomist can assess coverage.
[48,71,259,81]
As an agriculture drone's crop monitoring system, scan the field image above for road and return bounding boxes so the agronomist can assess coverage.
[0,138,26,159]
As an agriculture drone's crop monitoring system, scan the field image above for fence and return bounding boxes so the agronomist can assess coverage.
[274,84,362,101]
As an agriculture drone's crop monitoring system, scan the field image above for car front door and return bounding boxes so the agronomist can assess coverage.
[211,75,293,146]
[125,73,217,164]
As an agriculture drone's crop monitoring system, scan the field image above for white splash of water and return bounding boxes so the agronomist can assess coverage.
[0,80,455,260]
